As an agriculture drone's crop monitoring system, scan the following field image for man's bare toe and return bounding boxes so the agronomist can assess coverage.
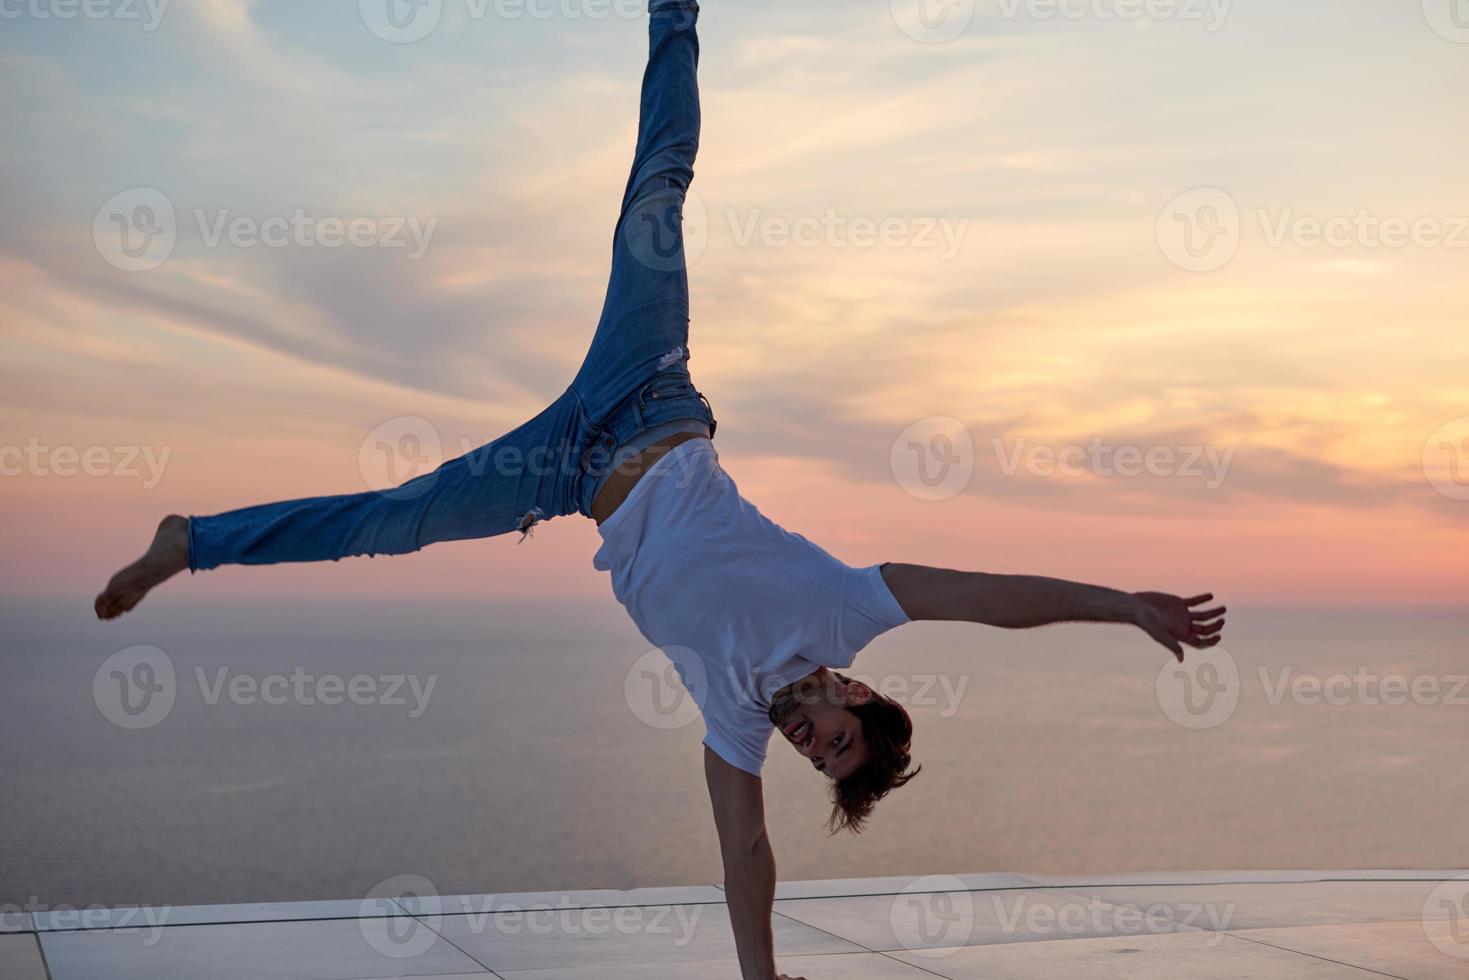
[95,515,190,621]
[96,578,143,625]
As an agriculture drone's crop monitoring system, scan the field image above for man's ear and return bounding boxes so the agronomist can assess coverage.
[844,680,875,706]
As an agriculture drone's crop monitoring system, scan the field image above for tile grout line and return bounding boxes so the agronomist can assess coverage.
[770,905,882,956]
[872,949,957,979]
[1219,930,1410,980]
[732,875,1466,908]
[769,905,956,977]
[32,931,55,980]
[390,897,507,979]
[28,877,1460,933]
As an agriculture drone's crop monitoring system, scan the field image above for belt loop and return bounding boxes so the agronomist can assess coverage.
[579,413,608,471]
[699,391,718,438]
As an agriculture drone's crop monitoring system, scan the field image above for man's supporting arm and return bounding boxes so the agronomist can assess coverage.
[704,748,805,980]
[879,563,1225,661]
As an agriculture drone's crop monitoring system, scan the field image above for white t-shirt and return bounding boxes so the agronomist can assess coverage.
[592,438,911,775]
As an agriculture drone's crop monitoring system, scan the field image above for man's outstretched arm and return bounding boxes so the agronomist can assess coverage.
[703,748,807,980]
[879,563,1225,661]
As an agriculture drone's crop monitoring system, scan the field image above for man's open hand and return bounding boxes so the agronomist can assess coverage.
[1132,592,1226,661]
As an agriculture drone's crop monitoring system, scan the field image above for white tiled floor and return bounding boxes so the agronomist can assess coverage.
[0,934,49,980]
[888,931,1395,979]
[774,885,1207,953]
[32,898,407,931]
[495,950,937,979]
[38,917,492,980]
[432,900,864,973]
[15,871,1469,979]
[1059,880,1461,931]
[415,884,725,917]
[1235,921,1469,980]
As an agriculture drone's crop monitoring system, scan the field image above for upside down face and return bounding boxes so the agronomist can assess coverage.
[768,668,873,781]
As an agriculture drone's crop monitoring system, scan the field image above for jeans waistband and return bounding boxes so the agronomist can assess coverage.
[575,385,715,516]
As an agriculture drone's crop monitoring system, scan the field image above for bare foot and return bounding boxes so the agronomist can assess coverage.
[95,515,191,621]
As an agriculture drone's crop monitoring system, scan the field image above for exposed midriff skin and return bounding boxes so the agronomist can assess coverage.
[590,430,709,525]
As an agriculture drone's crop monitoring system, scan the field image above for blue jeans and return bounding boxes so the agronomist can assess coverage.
[189,0,715,573]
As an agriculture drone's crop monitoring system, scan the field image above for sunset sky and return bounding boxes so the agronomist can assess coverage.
[3,0,1467,606]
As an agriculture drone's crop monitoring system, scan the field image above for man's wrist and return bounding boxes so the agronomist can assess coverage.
[1120,591,1144,626]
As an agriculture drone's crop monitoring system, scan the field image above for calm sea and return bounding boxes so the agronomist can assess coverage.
[2,597,1465,910]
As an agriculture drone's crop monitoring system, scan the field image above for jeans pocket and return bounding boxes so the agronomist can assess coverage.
[638,370,697,406]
